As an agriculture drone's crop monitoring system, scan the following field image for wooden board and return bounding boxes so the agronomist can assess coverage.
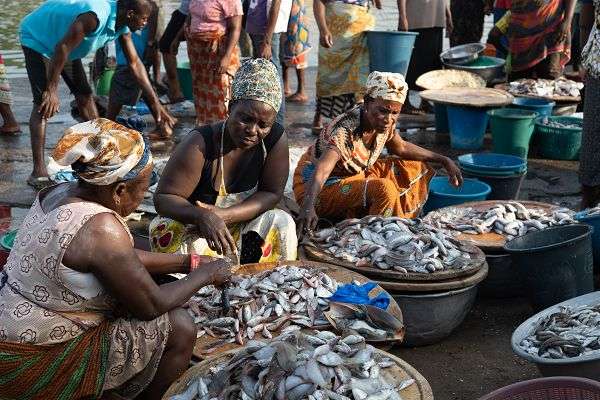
[420,87,514,108]
[192,260,404,359]
[494,83,581,103]
[301,242,486,282]
[164,347,434,400]
[423,200,561,251]
[375,262,488,293]
[416,69,487,90]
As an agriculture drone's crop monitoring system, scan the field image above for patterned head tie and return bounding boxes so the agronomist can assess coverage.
[53,118,153,186]
[365,71,408,104]
[231,58,282,113]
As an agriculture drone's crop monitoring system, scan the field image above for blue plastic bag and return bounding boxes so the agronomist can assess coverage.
[329,282,390,310]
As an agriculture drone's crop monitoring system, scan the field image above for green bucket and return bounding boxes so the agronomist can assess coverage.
[535,116,583,161]
[176,61,193,101]
[488,108,538,159]
[95,68,115,96]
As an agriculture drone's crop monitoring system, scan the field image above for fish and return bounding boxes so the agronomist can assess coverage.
[168,331,401,400]
[508,77,584,98]
[519,304,600,359]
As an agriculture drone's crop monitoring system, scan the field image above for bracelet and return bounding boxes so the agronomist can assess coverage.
[189,254,202,272]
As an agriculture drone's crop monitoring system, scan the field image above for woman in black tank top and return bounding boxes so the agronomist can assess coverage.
[150,60,298,263]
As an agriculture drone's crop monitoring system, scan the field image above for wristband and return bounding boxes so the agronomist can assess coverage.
[190,254,202,272]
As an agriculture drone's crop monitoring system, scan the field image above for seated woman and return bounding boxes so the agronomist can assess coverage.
[151,58,297,262]
[294,71,463,234]
[0,119,231,399]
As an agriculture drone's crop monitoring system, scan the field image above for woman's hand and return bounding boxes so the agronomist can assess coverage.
[320,29,334,48]
[258,41,273,60]
[443,158,463,187]
[217,54,231,75]
[39,89,61,119]
[557,20,571,44]
[203,258,233,286]
[398,16,409,31]
[297,205,319,238]
[195,201,237,255]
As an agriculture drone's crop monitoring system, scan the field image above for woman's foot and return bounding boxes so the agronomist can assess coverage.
[0,123,21,135]
[312,112,323,136]
[286,92,308,103]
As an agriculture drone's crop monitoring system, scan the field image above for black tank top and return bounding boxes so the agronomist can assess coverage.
[187,122,285,205]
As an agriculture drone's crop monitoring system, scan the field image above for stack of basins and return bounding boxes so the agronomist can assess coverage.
[458,153,527,200]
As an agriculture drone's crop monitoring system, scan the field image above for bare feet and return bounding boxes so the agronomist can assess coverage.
[312,112,323,136]
[286,92,308,103]
[0,123,21,135]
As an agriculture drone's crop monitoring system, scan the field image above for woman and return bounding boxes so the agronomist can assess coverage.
[580,0,599,208]
[312,0,379,134]
[151,59,297,262]
[0,54,20,135]
[186,0,243,125]
[282,0,311,103]
[0,119,231,399]
[450,0,492,47]
[294,72,463,234]
[508,0,577,80]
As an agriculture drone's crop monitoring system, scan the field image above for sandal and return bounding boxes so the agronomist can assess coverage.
[27,175,55,190]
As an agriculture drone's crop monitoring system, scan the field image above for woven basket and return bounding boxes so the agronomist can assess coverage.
[479,377,600,400]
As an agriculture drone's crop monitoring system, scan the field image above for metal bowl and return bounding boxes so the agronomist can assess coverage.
[511,291,600,380]
[443,56,506,84]
[440,43,486,65]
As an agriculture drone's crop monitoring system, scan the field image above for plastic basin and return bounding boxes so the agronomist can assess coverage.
[458,153,527,173]
[535,116,583,161]
[504,224,594,310]
[424,177,491,213]
[176,61,194,101]
[511,291,600,380]
[512,97,555,118]
[479,253,523,298]
[447,106,490,150]
[480,377,600,400]
[95,68,115,96]
[433,103,449,133]
[461,168,526,200]
[576,212,600,268]
[489,108,538,159]
[367,31,419,77]
[443,56,506,83]
[393,285,478,347]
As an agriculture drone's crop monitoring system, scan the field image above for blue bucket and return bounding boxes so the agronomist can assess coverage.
[575,212,600,267]
[424,177,492,213]
[367,31,419,76]
[434,103,449,133]
[512,98,555,118]
[446,106,490,150]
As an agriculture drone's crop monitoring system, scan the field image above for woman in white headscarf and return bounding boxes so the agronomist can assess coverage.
[294,71,463,235]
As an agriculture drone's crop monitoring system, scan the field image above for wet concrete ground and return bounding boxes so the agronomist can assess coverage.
[0,68,580,399]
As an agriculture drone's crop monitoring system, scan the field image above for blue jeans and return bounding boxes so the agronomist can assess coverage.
[249,33,285,126]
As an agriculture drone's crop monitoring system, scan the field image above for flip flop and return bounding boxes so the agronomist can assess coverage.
[27,176,55,190]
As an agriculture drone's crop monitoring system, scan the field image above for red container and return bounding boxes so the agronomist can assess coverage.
[480,377,600,400]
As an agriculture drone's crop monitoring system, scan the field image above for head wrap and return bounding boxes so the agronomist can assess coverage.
[52,118,153,186]
[365,71,408,104]
[231,58,282,113]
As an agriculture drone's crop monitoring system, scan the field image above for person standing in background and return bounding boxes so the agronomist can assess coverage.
[245,0,293,126]
[450,0,492,46]
[159,0,190,103]
[400,0,453,113]
[282,0,311,103]
[185,0,243,125]
[0,54,20,135]
[579,0,599,208]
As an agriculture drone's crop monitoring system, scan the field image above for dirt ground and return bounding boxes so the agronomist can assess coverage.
[0,67,588,399]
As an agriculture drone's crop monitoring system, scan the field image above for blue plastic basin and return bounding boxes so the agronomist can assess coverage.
[576,212,600,266]
[512,97,555,118]
[367,31,419,76]
[424,177,492,213]
[434,103,449,133]
[447,106,490,150]
[458,153,527,173]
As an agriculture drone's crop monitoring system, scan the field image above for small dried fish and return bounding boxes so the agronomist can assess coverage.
[508,77,584,98]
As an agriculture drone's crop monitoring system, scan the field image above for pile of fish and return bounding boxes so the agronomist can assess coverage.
[186,265,402,349]
[426,202,575,241]
[579,206,600,218]
[519,304,600,359]
[538,117,582,130]
[310,215,478,274]
[508,77,584,98]
[169,330,415,400]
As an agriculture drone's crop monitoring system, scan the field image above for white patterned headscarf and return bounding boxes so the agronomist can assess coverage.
[365,71,408,104]
[231,58,282,113]
[53,118,152,186]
